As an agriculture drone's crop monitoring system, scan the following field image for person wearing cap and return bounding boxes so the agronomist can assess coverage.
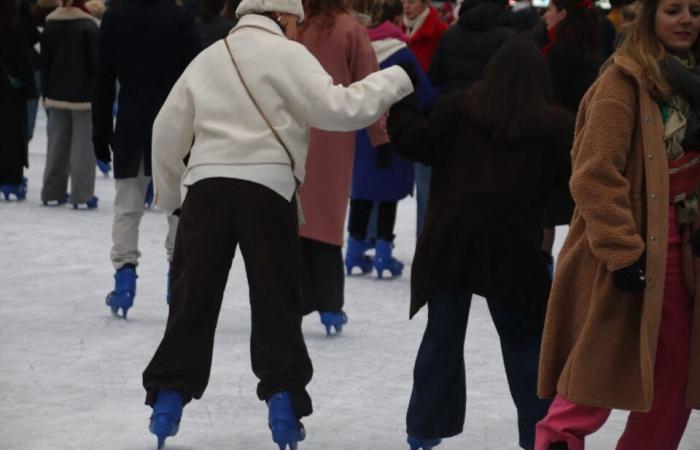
[535,0,700,448]
[140,0,414,447]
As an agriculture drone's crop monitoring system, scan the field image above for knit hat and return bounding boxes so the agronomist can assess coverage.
[236,0,305,21]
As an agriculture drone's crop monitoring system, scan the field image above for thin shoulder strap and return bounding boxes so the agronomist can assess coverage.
[223,36,300,187]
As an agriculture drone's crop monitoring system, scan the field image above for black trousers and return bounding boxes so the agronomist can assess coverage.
[300,237,345,315]
[348,198,398,241]
[143,178,313,419]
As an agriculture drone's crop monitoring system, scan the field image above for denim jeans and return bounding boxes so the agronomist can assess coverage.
[407,292,551,450]
[414,163,431,238]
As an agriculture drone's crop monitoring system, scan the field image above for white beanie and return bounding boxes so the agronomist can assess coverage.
[236,0,305,21]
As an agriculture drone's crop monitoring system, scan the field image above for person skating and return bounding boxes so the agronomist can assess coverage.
[535,0,700,447]
[141,0,414,446]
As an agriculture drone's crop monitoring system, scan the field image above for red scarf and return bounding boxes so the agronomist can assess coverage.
[540,26,558,57]
[367,20,410,43]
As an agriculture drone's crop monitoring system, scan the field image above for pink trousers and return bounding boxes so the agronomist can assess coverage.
[535,207,693,450]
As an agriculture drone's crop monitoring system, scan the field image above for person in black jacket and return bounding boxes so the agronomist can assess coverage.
[195,0,235,48]
[92,0,201,319]
[388,37,573,450]
[40,0,99,208]
[428,0,514,94]
[0,0,38,201]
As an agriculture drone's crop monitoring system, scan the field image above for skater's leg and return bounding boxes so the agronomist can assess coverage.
[143,178,239,405]
[376,201,398,241]
[406,292,471,439]
[300,238,344,314]
[486,299,551,450]
[165,213,179,264]
[41,108,71,203]
[68,110,96,205]
[110,162,150,269]
[235,182,313,419]
[414,163,431,238]
[616,207,692,450]
[534,396,610,450]
[348,198,373,240]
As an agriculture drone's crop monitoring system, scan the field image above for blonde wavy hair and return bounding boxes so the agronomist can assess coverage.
[350,0,402,27]
[616,0,700,100]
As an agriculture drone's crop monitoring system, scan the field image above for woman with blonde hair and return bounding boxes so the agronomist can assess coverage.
[535,0,700,448]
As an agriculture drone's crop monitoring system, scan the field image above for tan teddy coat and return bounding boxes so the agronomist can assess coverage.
[538,55,700,411]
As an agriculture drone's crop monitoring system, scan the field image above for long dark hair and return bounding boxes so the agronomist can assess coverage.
[551,0,599,61]
[300,0,348,36]
[199,0,227,21]
[464,36,570,144]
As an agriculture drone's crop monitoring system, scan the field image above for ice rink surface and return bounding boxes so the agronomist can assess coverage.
[1,110,698,449]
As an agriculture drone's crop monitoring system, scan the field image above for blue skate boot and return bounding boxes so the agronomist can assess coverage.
[344,236,374,275]
[42,192,69,206]
[105,264,136,319]
[374,239,404,279]
[407,435,442,450]
[0,177,27,201]
[149,389,183,450]
[268,391,305,450]
[145,180,154,208]
[319,311,348,336]
[73,195,98,210]
[97,160,111,176]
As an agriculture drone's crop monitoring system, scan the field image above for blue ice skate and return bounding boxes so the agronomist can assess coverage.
[319,311,347,336]
[374,239,404,279]
[105,264,136,319]
[149,389,183,450]
[344,237,374,275]
[0,177,27,201]
[42,192,69,206]
[268,391,305,450]
[97,160,111,176]
[73,195,98,210]
[145,180,154,208]
[407,435,442,450]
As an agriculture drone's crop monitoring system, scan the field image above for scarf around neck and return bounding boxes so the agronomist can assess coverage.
[368,20,410,43]
[404,6,430,36]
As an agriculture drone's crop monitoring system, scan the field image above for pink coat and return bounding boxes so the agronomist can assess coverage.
[298,13,387,246]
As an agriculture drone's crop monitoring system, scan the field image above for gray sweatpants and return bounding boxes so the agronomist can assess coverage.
[111,162,178,270]
[41,108,96,204]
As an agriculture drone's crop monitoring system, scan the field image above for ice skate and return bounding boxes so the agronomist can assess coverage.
[149,389,183,450]
[145,180,154,208]
[97,160,111,176]
[374,239,404,279]
[0,177,27,201]
[73,196,99,210]
[344,236,374,275]
[268,391,305,450]
[407,435,441,450]
[105,264,136,319]
[319,311,347,336]
[42,192,69,206]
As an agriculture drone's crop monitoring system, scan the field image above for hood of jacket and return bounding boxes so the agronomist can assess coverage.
[458,0,508,31]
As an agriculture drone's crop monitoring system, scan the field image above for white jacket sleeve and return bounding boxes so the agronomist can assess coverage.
[290,50,414,131]
[151,74,195,214]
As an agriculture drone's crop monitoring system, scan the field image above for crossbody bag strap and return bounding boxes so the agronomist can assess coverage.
[223,36,300,188]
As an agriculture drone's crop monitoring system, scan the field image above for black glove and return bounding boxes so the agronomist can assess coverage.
[172,208,181,217]
[375,143,393,169]
[612,259,646,292]
[94,142,111,164]
[397,62,419,89]
[690,228,700,257]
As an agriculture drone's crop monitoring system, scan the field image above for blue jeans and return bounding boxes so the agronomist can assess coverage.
[406,292,550,450]
[26,70,41,141]
[414,163,431,238]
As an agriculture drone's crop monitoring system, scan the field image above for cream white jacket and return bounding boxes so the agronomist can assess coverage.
[152,14,413,213]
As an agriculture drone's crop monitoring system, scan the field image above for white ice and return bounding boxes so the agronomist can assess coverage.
[1,110,698,450]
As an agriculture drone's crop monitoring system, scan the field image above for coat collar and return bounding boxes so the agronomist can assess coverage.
[46,6,98,23]
[610,54,646,87]
[410,7,443,41]
[232,14,285,38]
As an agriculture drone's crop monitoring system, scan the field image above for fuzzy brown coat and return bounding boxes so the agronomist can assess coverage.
[538,55,700,411]
[298,14,387,246]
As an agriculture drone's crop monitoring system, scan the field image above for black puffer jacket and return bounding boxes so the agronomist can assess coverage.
[41,7,99,108]
[428,0,514,93]
[547,40,601,114]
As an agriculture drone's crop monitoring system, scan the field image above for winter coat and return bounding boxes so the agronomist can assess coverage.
[407,6,448,73]
[538,55,700,411]
[546,39,601,114]
[196,15,235,49]
[298,14,391,246]
[429,0,514,93]
[0,9,37,184]
[41,7,99,110]
[351,24,437,202]
[151,14,413,215]
[387,91,572,320]
[92,0,201,179]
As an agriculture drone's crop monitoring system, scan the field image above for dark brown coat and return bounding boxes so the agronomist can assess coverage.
[538,55,700,410]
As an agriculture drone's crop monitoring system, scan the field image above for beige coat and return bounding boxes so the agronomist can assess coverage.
[538,55,700,411]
